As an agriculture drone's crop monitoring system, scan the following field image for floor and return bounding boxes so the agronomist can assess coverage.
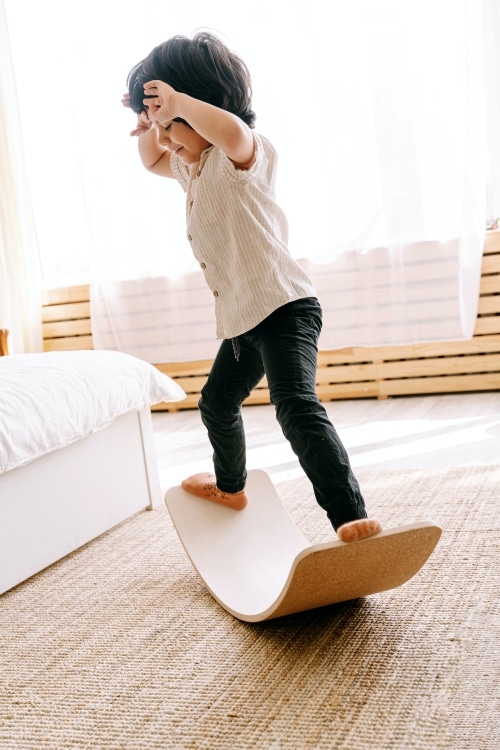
[152,392,500,491]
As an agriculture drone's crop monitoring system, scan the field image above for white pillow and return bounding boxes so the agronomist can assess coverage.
[0,350,186,474]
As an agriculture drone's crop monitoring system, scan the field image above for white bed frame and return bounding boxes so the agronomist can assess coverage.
[0,407,162,595]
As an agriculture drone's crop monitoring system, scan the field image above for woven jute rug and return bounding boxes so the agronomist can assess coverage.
[0,465,498,750]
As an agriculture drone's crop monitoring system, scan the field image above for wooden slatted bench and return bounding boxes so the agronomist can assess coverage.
[42,230,500,410]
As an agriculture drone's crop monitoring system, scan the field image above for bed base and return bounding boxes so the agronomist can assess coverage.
[0,407,161,595]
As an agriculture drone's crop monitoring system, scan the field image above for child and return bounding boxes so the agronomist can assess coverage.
[123,31,382,543]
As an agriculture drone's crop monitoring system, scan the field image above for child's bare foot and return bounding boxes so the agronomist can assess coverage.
[337,518,382,543]
[181,472,248,510]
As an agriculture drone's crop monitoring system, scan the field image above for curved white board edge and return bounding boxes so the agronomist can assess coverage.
[164,470,442,623]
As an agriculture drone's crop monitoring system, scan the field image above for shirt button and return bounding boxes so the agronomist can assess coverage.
[187,234,192,241]
[200,262,206,269]
[213,290,219,297]
[197,170,202,177]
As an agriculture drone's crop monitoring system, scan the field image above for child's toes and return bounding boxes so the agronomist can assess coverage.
[337,518,382,543]
[181,473,248,510]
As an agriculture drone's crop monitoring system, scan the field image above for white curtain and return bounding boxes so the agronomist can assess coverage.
[0,0,42,354]
[5,0,496,363]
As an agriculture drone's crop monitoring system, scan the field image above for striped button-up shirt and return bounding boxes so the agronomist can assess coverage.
[171,132,316,339]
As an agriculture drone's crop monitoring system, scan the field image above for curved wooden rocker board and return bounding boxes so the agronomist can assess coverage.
[164,469,441,622]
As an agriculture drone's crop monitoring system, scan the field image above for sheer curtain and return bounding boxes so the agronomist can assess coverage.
[0,0,42,354]
[5,0,495,362]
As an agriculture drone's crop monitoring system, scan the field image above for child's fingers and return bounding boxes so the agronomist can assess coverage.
[129,111,152,136]
[143,98,159,113]
[130,124,149,137]
[143,82,162,106]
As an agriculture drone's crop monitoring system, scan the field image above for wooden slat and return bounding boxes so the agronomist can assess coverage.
[320,347,380,364]
[42,301,91,323]
[317,381,380,400]
[377,353,500,380]
[474,317,500,335]
[478,296,500,315]
[484,229,500,253]
[317,362,378,384]
[42,284,90,305]
[43,319,92,338]
[480,274,500,294]
[379,372,500,397]
[155,360,213,377]
[321,336,500,364]
[481,253,500,274]
[43,336,94,352]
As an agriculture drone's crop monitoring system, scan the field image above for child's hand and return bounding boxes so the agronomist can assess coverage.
[121,92,152,136]
[129,111,152,138]
[143,80,177,122]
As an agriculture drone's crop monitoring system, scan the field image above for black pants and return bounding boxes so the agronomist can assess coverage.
[198,297,367,530]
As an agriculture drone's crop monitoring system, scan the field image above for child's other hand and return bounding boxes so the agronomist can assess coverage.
[121,92,152,136]
[143,80,176,122]
[129,110,152,137]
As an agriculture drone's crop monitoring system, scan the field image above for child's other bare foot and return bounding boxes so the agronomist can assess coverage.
[337,518,382,543]
[181,472,248,510]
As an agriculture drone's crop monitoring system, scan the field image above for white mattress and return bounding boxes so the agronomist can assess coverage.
[0,350,185,474]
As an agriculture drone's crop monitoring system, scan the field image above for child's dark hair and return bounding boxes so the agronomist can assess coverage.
[127,31,256,128]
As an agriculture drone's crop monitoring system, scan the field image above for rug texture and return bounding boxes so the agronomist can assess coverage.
[0,466,498,750]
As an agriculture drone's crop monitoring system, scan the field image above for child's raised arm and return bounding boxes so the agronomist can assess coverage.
[144,81,255,169]
[122,92,173,178]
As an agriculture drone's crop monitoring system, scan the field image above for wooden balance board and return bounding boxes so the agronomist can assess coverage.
[164,469,441,622]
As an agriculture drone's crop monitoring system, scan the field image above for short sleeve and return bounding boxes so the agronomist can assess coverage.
[170,154,190,192]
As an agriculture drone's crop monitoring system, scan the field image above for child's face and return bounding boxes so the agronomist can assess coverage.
[153,119,211,165]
